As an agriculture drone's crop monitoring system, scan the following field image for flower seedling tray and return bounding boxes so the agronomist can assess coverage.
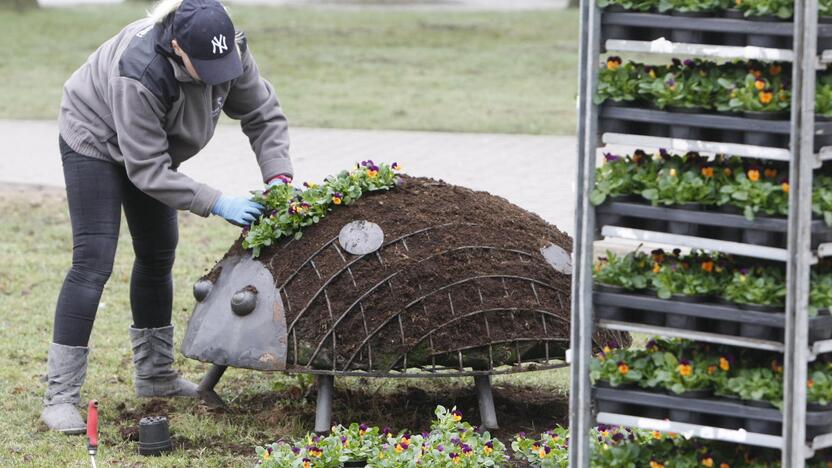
[593,386,832,439]
[599,104,826,150]
[593,290,832,344]
[595,200,832,249]
[600,11,832,49]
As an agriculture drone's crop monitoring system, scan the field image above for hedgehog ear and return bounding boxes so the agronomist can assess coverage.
[541,244,572,275]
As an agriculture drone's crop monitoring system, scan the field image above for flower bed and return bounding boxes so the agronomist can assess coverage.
[243,161,400,257]
[255,404,832,466]
[256,406,507,467]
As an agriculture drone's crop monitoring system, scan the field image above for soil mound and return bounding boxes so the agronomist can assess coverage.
[205,176,626,372]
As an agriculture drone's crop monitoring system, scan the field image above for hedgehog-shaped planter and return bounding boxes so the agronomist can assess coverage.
[182,176,624,431]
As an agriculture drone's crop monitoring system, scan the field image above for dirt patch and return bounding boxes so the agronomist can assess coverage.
[202,176,626,371]
[116,399,174,442]
[230,380,567,441]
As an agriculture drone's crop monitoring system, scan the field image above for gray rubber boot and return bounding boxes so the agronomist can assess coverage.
[129,325,198,398]
[41,342,88,434]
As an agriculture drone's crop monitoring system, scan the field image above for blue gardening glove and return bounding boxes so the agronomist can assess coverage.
[211,195,265,227]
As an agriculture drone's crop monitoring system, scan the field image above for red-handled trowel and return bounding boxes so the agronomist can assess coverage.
[86,400,99,468]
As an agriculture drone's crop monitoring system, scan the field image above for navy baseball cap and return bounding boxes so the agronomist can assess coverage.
[173,0,243,85]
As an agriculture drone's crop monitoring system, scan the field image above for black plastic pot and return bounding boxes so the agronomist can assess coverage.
[711,297,741,336]
[667,202,701,236]
[665,294,706,330]
[742,226,779,247]
[601,5,632,44]
[644,102,670,137]
[669,11,710,44]
[138,416,173,456]
[667,106,705,141]
[743,400,782,435]
[712,205,743,242]
[717,394,746,429]
[722,9,747,46]
[594,284,631,321]
[638,403,668,420]
[817,115,832,150]
[807,402,832,438]
[595,382,635,414]
[668,389,711,424]
[600,100,633,135]
[746,15,786,49]
[810,315,832,342]
[820,16,832,53]
[743,110,789,148]
[597,194,640,229]
[344,461,368,467]
[738,303,781,340]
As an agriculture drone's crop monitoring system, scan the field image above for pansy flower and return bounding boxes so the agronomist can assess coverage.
[604,153,622,163]
[606,56,622,71]
[452,409,463,422]
[677,359,693,377]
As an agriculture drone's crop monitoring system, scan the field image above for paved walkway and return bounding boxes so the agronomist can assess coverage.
[0,121,577,234]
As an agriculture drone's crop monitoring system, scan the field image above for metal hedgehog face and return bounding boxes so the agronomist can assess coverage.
[182,255,287,371]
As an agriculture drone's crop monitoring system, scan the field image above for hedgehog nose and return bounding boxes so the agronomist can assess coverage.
[193,280,213,302]
[231,287,258,316]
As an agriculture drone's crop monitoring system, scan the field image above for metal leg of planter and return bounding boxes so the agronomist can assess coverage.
[197,364,227,408]
[475,375,499,431]
[315,375,334,433]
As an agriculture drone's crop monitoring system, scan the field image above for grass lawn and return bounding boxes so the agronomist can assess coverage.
[0,4,578,135]
[0,186,570,466]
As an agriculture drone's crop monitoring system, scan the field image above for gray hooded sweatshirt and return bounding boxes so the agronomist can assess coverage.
[58,16,293,217]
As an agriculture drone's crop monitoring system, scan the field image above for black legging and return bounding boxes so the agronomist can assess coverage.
[54,136,178,346]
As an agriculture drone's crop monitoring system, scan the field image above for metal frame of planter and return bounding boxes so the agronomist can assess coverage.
[570,0,832,466]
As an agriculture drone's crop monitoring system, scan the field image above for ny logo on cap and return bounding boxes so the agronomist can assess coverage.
[211,34,228,55]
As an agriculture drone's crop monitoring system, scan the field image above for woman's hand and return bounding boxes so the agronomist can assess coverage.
[211,195,265,227]
[267,174,292,189]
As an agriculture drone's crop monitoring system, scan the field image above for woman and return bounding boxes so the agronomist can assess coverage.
[42,0,293,433]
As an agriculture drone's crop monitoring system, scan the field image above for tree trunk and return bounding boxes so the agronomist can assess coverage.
[568,0,580,8]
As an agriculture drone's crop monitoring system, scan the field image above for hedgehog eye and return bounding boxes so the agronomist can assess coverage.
[338,220,384,255]
[230,286,258,316]
[193,280,213,302]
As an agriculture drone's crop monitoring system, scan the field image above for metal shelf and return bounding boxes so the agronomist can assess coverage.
[605,38,795,62]
[572,0,819,465]
[596,412,784,449]
[600,225,790,261]
[601,132,791,161]
[599,319,785,352]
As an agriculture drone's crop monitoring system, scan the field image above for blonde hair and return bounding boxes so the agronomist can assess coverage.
[147,0,230,23]
[147,0,182,23]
